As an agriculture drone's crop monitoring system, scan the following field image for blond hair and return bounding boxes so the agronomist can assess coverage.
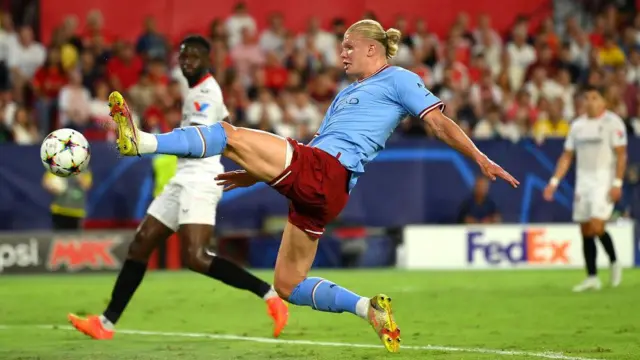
[346,19,402,59]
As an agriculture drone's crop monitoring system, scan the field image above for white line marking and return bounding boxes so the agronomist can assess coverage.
[0,325,605,360]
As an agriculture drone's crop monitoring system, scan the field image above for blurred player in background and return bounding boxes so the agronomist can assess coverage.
[42,168,92,230]
[108,20,518,352]
[544,85,626,292]
[67,36,289,340]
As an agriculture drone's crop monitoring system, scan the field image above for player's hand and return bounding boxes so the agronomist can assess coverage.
[215,170,259,191]
[609,186,622,202]
[543,184,556,202]
[476,155,519,188]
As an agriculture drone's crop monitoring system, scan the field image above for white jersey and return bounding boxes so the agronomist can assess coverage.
[564,110,627,190]
[172,75,229,185]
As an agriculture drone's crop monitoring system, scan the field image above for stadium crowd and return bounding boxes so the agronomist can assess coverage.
[2,3,640,145]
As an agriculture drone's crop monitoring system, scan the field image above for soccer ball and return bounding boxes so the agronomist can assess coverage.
[40,128,91,177]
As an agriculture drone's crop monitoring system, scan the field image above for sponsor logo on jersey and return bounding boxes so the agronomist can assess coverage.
[194,101,210,112]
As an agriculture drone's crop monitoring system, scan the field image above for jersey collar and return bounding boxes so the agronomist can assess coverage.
[192,74,212,88]
[357,64,391,83]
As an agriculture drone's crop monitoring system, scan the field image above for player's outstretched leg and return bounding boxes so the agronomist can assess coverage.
[109,91,289,183]
[178,224,289,337]
[68,216,172,339]
[274,223,401,352]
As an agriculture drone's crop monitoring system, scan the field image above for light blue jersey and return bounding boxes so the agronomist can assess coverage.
[309,65,443,190]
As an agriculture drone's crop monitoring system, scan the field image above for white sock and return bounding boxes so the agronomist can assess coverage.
[262,286,278,301]
[99,315,115,330]
[137,131,158,154]
[355,297,370,320]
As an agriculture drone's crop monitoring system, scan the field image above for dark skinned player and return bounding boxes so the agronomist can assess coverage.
[67,36,289,339]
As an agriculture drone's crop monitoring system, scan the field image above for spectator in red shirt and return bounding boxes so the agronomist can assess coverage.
[263,51,288,93]
[82,10,114,48]
[589,15,607,48]
[107,42,143,92]
[525,44,560,81]
[32,47,67,135]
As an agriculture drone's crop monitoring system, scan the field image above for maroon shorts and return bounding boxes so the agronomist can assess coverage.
[268,138,350,238]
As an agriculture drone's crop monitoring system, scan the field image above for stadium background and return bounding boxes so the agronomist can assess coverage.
[1,1,640,359]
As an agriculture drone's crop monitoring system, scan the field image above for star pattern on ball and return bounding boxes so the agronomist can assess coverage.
[60,135,79,153]
[44,151,57,167]
[68,160,82,174]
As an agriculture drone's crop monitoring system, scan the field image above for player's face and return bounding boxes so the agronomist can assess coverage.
[340,32,369,76]
[584,91,606,117]
[179,45,206,77]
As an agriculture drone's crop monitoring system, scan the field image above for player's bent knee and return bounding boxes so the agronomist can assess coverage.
[273,273,304,300]
[184,245,210,274]
[590,221,605,236]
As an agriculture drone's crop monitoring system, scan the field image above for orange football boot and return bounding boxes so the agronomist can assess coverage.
[67,314,114,340]
[266,297,289,338]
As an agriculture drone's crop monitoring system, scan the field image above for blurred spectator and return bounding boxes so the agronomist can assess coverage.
[58,70,91,129]
[473,105,506,140]
[136,16,168,61]
[79,50,101,94]
[231,27,265,86]
[107,42,143,92]
[246,88,282,131]
[128,71,157,116]
[457,176,501,224]
[82,10,113,47]
[225,2,257,49]
[11,106,38,144]
[473,27,501,77]
[287,88,322,139]
[0,14,15,92]
[469,69,503,112]
[524,66,563,106]
[599,33,626,67]
[8,26,45,103]
[90,81,112,128]
[525,44,559,81]
[32,47,67,135]
[556,68,576,119]
[297,17,338,67]
[533,98,570,139]
[259,13,286,53]
[473,14,501,47]
[263,51,288,93]
[506,24,536,88]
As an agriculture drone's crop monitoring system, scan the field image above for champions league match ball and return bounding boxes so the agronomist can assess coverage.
[40,128,91,178]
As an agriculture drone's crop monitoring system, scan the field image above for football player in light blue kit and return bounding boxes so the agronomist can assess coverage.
[108,19,518,352]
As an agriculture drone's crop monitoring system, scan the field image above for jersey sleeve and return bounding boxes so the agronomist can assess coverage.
[564,122,576,151]
[393,69,444,118]
[609,115,628,148]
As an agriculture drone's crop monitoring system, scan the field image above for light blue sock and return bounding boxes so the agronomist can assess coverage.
[155,123,227,158]
[288,277,363,315]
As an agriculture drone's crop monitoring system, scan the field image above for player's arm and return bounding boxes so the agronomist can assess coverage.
[609,117,628,201]
[393,70,518,187]
[613,145,627,187]
[543,125,575,201]
[423,110,485,163]
[549,150,574,186]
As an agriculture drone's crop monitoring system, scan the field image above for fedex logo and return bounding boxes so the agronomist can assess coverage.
[194,101,210,112]
[467,229,569,265]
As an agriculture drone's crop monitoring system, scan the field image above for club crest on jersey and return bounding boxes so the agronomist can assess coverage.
[194,101,210,112]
